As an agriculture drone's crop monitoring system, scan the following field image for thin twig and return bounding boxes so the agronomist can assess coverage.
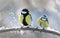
[0,27,60,36]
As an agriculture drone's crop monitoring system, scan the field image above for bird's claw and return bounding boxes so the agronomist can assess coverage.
[40,30,42,32]
[43,28,45,30]
[27,27,29,28]
[33,28,38,32]
[21,27,23,28]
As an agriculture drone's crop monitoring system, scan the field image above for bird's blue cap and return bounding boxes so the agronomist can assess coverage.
[43,15,46,17]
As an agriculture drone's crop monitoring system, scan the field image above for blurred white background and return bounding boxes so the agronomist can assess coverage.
[0,0,60,38]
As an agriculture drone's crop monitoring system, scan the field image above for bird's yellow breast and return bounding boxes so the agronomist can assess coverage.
[26,15,32,25]
[19,15,24,24]
[37,18,48,28]
[19,14,32,26]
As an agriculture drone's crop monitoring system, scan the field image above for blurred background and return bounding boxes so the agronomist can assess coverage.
[0,0,60,38]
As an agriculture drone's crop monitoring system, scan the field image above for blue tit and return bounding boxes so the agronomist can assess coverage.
[19,8,32,28]
[37,15,48,29]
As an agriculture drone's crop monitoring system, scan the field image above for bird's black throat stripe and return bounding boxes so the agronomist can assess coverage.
[23,14,28,26]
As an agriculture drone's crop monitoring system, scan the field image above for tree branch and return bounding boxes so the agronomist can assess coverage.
[0,27,60,36]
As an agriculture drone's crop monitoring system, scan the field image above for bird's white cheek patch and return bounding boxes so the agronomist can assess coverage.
[42,19,46,21]
[22,11,27,14]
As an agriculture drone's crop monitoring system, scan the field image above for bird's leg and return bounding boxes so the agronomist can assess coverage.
[27,25,30,28]
[27,26,29,28]
[21,26,23,28]
[33,27,38,32]
[18,26,23,31]
[39,24,43,32]
[40,29,42,32]
[27,25,31,28]
[43,28,45,30]
[42,28,45,32]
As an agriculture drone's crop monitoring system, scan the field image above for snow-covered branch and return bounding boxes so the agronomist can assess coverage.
[0,27,60,36]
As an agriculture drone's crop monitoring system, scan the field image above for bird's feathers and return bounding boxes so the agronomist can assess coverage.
[26,14,32,25]
[37,18,48,28]
[19,14,32,26]
[20,15,24,24]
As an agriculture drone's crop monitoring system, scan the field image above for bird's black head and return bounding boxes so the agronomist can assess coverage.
[21,8,29,15]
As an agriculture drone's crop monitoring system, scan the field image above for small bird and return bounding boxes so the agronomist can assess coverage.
[37,15,48,30]
[19,8,32,28]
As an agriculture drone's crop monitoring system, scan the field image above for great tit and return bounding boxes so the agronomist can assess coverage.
[19,8,32,28]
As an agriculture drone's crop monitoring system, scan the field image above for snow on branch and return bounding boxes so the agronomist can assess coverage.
[0,27,60,36]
